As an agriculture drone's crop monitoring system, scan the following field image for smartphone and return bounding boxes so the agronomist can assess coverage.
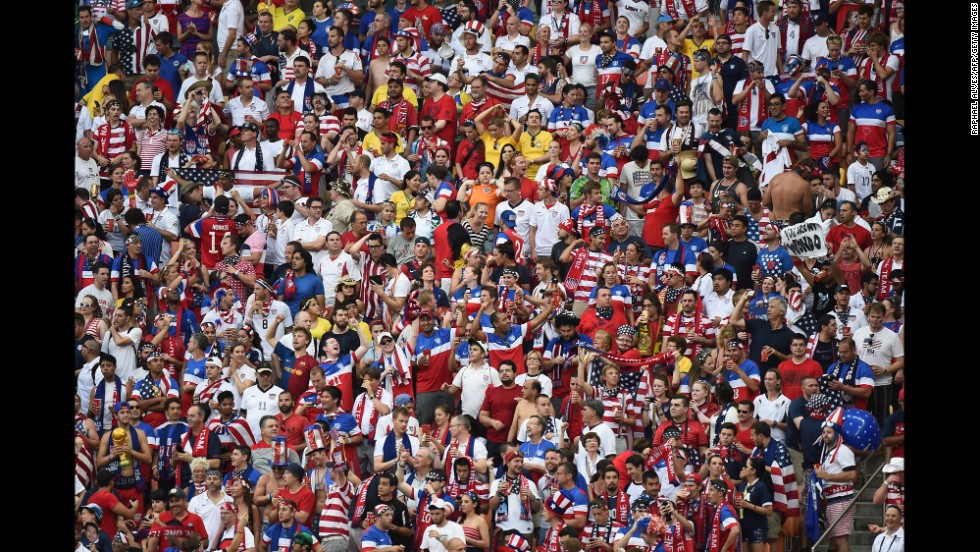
[370,275,384,285]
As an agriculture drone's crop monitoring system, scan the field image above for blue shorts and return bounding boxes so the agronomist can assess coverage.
[743,527,768,544]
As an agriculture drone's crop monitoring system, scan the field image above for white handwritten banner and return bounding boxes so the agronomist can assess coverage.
[780,222,827,259]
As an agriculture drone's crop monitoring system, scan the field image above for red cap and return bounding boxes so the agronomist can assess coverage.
[504,450,523,464]
[558,218,577,235]
[418,309,435,319]
[685,473,703,486]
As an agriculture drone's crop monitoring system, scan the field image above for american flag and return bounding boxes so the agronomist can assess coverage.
[76,442,95,489]
[753,439,800,518]
[173,169,287,207]
[208,416,256,448]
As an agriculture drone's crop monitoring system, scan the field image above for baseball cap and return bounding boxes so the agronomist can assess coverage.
[425,73,448,85]
[468,338,489,353]
[378,331,395,342]
[114,402,132,413]
[168,488,187,500]
[657,13,674,23]
[882,458,905,474]
[418,309,435,319]
[294,533,315,546]
[654,78,671,91]
[500,210,517,228]
[811,11,828,25]
[257,365,274,374]
[428,497,453,512]
[415,236,432,245]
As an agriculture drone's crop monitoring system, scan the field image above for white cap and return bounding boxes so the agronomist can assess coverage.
[882,457,905,474]
[425,73,448,86]
[428,497,454,513]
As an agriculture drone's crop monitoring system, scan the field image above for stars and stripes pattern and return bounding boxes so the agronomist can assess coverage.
[207,415,256,448]
[76,443,96,489]
[174,167,222,188]
[753,439,799,518]
[173,169,288,208]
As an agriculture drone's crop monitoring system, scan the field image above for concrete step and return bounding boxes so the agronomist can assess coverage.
[855,502,882,519]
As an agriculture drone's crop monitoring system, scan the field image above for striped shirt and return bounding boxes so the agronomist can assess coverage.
[729,30,747,56]
[318,113,341,137]
[93,121,136,172]
[391,51,431,96]
[318,479,356,538]
[358,255,386,320]
[136,128,168,172]
[133,224,165,270]
[587,385,641,434]
[571,249,614,304]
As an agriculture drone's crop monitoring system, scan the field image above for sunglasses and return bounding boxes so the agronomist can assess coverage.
[380,338,393,345]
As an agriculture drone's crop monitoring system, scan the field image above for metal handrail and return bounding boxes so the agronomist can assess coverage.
[810,450,886,550]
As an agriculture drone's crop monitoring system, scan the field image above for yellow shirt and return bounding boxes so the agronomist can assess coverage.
[676,356,692,380]
[479,131,517,169]
[371,85,419,109]
[82,73,121,113]
[518,129,554,179]
[310,316,331,340]
[390,190,416,223]
[682,38,715,80]
[273,7,306,32]
[363,131,405,155]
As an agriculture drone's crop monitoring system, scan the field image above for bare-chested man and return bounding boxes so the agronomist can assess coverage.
[368,39,394,103]
[508,378,542,442]
[762,159,817,221]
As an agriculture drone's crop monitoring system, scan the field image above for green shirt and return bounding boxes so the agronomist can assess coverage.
[569,176,616,209]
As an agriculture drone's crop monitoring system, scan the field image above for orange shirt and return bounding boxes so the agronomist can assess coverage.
[467,181,502,226]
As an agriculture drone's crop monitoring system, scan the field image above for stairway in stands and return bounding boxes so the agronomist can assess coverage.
[809,452,886,552]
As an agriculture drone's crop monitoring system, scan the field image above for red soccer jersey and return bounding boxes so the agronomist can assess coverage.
[432,220,458,280]
[652,419,709,449]
[89,489,123,538]
[401,5,444,37]
[189,214,238,270]
[287,354,318,399]
[825,224,872,255]
[422,94,458,161]
[777,358,824,400]
[415,327,458,394]
[480,384,523,444]
[577,302,629,341]
[278,485,317,524]
[642,198,680,248]
[277,412,308,449]
[379,98,419,144]
[268,111,304,142]
[153,511,208,541]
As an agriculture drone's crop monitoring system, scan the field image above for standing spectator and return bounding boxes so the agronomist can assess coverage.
[777,335,824,400]
[852,303,904,424]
